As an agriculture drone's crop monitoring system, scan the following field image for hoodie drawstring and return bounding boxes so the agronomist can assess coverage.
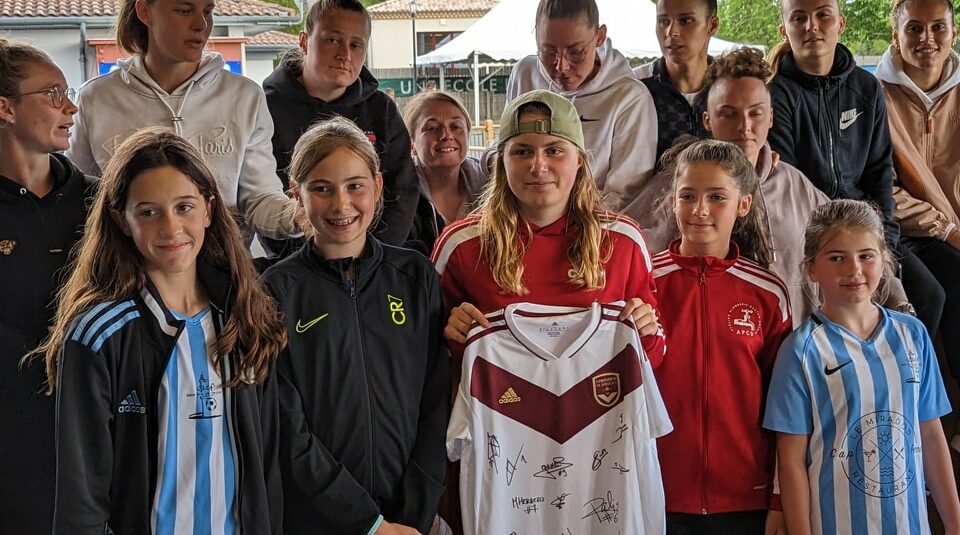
[149,79,197,136]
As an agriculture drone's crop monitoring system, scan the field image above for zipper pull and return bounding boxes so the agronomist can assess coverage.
[698,258,706,285]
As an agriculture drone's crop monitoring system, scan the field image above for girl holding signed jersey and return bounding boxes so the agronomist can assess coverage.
[261,117,447,535]
[43,128,285,534]
[651,140,792,535]
[764,199,960,535]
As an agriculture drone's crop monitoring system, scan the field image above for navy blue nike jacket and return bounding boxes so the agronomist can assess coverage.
[768,43,899,250]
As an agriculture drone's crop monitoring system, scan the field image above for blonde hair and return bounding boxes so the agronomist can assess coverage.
[37,127,287,391]
[803,199,896,303]
[402,90,472,135]
[287,116,383,237]
[478,102,611,295]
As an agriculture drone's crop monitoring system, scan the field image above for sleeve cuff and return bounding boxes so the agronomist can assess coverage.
[366,515,384,535]
[768,493,783,511]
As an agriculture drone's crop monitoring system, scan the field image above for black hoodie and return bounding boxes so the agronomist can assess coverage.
[768,44,899,249]
[0,153,92,534]
[263,60,418,249]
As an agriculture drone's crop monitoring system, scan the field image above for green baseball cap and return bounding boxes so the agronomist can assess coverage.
[497,90,585,151]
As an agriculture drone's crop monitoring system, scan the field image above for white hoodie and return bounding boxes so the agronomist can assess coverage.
[67,53,297,240]
[875,46,960,111]
[505,38,658,212]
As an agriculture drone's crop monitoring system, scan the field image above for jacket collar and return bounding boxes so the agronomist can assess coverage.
[298,234,384,286]
[518,212,575,238]
[779,43,856,88]
[756,143,774,184]
[875,45,960,110]
[664,239,740,275]
[140,260,232,334]
[0,153,88,201]
[651,56,713,99]
[269,61,380,107]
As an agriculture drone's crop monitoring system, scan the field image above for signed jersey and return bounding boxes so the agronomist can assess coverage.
[764,307,951,535]
[448,302,672,535]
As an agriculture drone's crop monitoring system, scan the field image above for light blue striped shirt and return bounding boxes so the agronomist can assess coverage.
[764,306,950,535]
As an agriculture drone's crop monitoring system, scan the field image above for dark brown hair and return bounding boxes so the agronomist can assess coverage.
[705,47,773,92]
[39,127,287,390]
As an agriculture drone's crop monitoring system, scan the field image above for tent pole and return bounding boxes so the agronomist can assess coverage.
[473,51,480,125]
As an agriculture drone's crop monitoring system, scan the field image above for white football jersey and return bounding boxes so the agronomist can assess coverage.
[449,302,672,535]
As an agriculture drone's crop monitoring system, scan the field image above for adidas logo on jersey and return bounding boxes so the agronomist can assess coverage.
[118,389,146,414]
[498,387,521,404]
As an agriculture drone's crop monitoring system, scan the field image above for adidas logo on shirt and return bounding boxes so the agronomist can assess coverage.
[118,389,146,414]
[499,387,521,405]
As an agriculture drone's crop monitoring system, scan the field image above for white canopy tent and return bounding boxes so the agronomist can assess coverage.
[416,0,745,123]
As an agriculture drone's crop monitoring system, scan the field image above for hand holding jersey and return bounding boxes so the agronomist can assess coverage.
[449,302,672,534]
[444,298,659,344]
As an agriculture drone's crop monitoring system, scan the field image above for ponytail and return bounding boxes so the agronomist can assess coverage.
[116,0,152,55]
[766,40,792,80]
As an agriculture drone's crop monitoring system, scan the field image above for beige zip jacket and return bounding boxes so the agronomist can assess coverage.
[876,47,960,242]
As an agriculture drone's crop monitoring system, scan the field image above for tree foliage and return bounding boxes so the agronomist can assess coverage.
[716,0,894,56]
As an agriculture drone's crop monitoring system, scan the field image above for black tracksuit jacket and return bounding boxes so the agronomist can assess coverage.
[768,43,900,250]
[0,154,92,534]
[261,238,448,535]
[54,269,282,534]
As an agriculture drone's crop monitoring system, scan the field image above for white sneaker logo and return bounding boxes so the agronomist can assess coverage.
[118,389,146,414]
[839,108,862,130]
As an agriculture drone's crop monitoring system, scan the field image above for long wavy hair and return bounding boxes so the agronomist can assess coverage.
[38,127,287,391]
[477,101,611,295]
[671,139,776,266]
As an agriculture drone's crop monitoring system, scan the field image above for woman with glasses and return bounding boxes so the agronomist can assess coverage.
[0,38,93,535]
[66,0,298,245]
[504,0,658,213]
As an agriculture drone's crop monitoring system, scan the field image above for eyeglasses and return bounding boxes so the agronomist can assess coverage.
[538,45,593,66]
[16,86,76,108]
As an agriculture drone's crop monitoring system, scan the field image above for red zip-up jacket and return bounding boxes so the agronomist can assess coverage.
[652,241,792,514]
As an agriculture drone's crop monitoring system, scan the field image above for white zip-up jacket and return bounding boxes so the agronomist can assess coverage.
[67,53,297,240]
[505,38,658,212]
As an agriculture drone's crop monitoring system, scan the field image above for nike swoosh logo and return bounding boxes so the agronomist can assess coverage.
[839,112,863,130]
[295,313,329,333]
[579,114,598,122]
[824,361,852,375]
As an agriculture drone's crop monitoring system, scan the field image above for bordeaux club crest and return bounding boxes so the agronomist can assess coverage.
[592,373,621,407]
